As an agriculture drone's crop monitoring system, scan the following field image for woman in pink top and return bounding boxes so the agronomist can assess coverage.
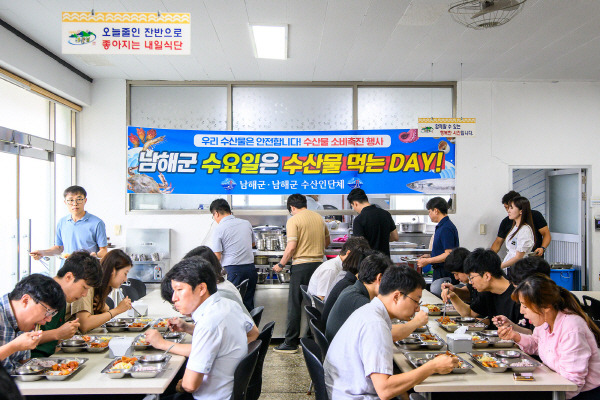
[498,274,600,399]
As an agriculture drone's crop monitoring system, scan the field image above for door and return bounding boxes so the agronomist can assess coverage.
[0,152,18,294]
[546,169,586,288]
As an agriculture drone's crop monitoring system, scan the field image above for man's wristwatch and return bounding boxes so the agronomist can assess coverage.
[540,247,546,253]
[277,263,284,269]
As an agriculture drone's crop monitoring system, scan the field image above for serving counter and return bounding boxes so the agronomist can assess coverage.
[392,291,577,400]
[16,289,188,396]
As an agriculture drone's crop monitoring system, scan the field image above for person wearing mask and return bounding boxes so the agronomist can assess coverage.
[440,247,475,303]
[498,274,600,400]
[209,198,257,311]
[70,249,133,333]
[347,188,398,256]
[491,190,551,257]
[444,248,531,334]
[325,253,393,341]
[417,197,459,284]
[0,274,65,371]
[32,251,102,357]
[30,186,107,260]
[500,196,535,271]
[273,194,330,353]
[324,266,458,400]
[157,257,258,400]
[308,237,369,301]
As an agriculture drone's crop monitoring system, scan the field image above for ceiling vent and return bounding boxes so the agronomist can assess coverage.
[448,0,527,29]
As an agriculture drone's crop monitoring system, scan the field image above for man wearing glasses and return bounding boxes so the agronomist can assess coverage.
[0,274,65,371]
[31,185,108,260]
[441,248,531,334]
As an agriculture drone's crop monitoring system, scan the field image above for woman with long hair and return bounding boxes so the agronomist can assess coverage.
[70,249,133,333]
[501,196,535,271]
[498,274,600,399]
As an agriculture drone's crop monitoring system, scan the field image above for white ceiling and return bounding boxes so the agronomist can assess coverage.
[1,0,600,82]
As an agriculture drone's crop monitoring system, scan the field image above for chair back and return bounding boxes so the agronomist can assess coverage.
[583,295,600,320]
[409,394,427,400]
[304,305,322,325]
[300,284,313,306]
[230,339,262,400]
[309,318,329,362]
[246,322,275,400]
[127,278,147,298]
[105,296,114,309]
[250,306,264,327]
[120,284,140,301]
[312,295,325,314]
[236,279,249,299]
[300,338,328,400]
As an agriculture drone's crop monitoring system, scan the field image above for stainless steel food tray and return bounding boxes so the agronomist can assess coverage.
[151,318,169,332]
[468,351,541,373]
[404,351,474,374]
[422,304,443,316]
[415,333,446,350]
[101,355,171,379]
[12,357,88,381]
[133,332,184,351]
[59,335,113,353]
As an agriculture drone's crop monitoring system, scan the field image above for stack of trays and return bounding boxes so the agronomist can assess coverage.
[469,350,541,373]
[12,358,88,381]
[404,351,474,374]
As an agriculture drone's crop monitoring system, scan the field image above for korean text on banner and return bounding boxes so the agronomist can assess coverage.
[62,12,190,55]
[126,127,456,195]
[418,118,475,137]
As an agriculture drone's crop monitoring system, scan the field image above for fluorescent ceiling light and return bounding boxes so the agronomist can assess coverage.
[250,24,287,60]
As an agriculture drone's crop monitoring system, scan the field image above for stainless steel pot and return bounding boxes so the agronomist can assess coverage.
[400,222,425,233]
[254,256,268,265]
[277,272,291,283]
[252,225,284,242]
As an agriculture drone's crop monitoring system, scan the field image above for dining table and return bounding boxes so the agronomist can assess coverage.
[392,290,577,400]
[16,289,189,397]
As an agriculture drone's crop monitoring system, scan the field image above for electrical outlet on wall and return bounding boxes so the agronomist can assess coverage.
[114,225,122,236]
[479,224,486,235]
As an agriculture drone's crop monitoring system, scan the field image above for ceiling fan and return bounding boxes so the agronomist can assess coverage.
[448,0,527,29]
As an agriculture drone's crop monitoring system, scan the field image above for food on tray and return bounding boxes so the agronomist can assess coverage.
[511,360,534,367]
[482,360,499,368]
[82,336,91,342]
[135,318,153,323]
[49,361,79,375]
[420,334,437,342]
[112,357,137,370]
[153,320,168,328]
[129,323,146,328]
[437,316,457,325]
[423,304,441,313]
[89,341,108,348]
[135,336,150,345]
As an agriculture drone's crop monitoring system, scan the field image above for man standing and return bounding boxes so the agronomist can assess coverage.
[32,251,102,357]
[324,266,457,400]
[273,194,330,353]
[31,186,108,260]
[0,274,65,371]
[347,188,398,256]
[209,199,257,311]
[491,190,551,257]
[417,197,459,282]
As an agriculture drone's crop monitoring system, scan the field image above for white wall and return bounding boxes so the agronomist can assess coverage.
[79,79,600,289]
[0,25,91,106]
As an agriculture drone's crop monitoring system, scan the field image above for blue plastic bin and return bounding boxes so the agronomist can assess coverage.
[550,269,575,291]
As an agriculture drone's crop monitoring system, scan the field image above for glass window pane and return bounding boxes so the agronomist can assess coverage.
[232,87,352,131]
[55,154,73,218]
[548,174,579,235]
[130,86,227,130]
[0,78,50,139]
[20,157,53,276]
[56,104,72,146]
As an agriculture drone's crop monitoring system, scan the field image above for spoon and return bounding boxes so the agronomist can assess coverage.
[160,343,176,358]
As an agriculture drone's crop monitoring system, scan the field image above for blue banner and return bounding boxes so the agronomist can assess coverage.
[126,127,455,195]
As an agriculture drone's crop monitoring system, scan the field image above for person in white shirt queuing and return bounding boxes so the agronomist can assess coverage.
[325,266,458,400]
[501,196,535,272]
[308,237,370,301]
[153,256,259,400]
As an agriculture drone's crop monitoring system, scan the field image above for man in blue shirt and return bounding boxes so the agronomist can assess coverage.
[417,197,459,282]
[209,199,257,311]
[30,186,107,260]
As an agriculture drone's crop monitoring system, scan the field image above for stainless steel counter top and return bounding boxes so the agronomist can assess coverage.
[254,248,429,257]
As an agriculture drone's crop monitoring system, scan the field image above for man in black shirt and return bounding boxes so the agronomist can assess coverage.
[491,191,551,257]
[347,189,398,256]
[440,247,477,304]
[325,253,392,342]
[444,248,531,334]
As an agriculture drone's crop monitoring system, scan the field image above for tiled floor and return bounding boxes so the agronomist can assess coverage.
[260,343,314,399]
